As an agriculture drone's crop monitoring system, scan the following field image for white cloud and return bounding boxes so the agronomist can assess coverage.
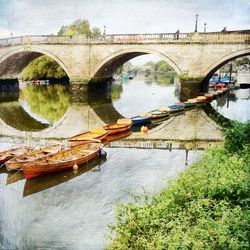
[0,0,249,37]
[0,28,12,38]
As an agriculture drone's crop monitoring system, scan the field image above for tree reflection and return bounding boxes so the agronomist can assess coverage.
[21,84,70,123]
[111,82,123,101]
[155,72,175,85]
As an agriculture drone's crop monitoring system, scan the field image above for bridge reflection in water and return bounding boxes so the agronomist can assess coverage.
[0,78,243,144]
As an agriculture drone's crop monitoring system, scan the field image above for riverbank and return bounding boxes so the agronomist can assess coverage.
[108,122,250,249]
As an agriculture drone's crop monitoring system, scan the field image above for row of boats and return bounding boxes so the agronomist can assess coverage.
[0,88,228,180]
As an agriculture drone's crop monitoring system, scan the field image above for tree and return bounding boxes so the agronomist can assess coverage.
[91,27,101,37]
[57,19,96,36]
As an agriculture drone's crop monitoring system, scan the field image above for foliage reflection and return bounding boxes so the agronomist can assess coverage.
[21,84,70,123]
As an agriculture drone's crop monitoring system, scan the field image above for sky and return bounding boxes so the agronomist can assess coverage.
[0,0,249,38]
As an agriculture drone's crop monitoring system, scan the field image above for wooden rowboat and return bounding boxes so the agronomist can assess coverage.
[103,123,132,135]
[23,157,107,197]
[0,146,33,165]
[131,115,151,125]
[117,118,132,125]
[196,96,207,103]
[5,144,63,171]
[149,108,170,119]
[204,93,214,100]
[22,143,102,179]
[68,128,108,147]
[104,130,132,145]
[184,101,197,107]
[168,104,185,112]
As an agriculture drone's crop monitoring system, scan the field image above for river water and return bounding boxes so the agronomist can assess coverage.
[0,75,249,249]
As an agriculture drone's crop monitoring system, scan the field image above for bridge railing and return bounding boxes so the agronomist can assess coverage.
[0,31,249,47]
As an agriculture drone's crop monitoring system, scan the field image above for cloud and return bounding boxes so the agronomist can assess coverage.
[0,28,12,38]
[0,0,249,37]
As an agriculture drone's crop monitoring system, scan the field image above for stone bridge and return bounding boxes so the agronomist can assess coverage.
[0,30,249,90]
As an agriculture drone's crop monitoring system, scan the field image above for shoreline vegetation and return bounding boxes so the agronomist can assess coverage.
[107,121,250,249]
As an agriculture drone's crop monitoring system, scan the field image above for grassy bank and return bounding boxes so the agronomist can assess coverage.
[108,122,250,249]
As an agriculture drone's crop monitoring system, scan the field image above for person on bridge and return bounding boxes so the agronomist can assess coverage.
[175,29,180,40]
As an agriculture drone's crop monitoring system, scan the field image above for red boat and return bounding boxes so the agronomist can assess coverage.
[22,143,102,179]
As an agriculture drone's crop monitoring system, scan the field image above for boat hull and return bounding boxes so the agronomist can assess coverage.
[5,145,63,171]
[103,123,132,135]
[149,110,169,119]
[168,105,185,112]
[131,116,151,125]
[0,147,32,165]
[23,144,101,179]
[68,130,108,147]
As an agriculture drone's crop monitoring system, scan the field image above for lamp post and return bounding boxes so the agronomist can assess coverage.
[204,22,207,33]
[103,25,106,36]
[194,14,199,32]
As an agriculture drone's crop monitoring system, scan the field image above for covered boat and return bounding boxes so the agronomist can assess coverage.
[22,143,102,179]
[68,128,108,147]
[0,146,33,165]
[6,144,63,171]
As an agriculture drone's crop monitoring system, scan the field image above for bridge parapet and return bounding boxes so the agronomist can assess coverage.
[0,30,249,47]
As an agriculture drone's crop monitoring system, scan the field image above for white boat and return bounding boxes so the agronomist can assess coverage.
[235,88,250,100]
[237,65,250,87]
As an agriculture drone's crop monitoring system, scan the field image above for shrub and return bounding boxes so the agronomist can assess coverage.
[224,121,250,153]
[107,149,250,249]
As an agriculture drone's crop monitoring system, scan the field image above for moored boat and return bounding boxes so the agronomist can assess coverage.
[104,130,133,145]
[168,104,185,112]
[0,146,33,165]
[5,144,63,171]
[149,108,170,119]
[103,119,132,135]
[22,143,102,179]
[237,65,250,88]
[131,115,151,125]
[216,89,224,95]
[184,99,197,107]
[196,96,207,103]
[204,93,214,100]
[68,128,108,147]
[185,98,198,106]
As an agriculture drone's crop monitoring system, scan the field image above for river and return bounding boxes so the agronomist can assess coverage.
[0,75,249,249]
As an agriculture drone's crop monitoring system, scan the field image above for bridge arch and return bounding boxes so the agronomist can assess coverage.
[91,48,182,82]
[0,46,70,78]
[201,48,250,91]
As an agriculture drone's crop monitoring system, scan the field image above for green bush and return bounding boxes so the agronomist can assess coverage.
[224,121,250,153]
[107,149,250,249]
